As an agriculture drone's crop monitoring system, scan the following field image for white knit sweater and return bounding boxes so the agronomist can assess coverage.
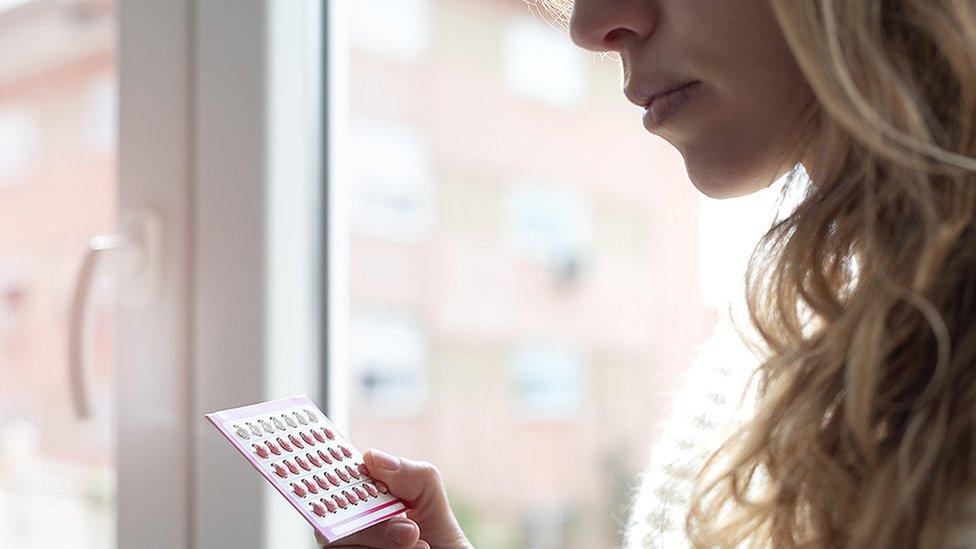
[621,320,760,548]
[619,320,976,548]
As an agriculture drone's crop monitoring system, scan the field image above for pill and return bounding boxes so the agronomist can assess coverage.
[311,502,326,517]
[353,486,368,501]
[329,447,343,461]
[273,463,287,478]
[317,449,333,465]
[312,429,326,443]
[340,446,352,458]
[325,471,340,486]
[292,483,306,497]
[307,453,321,468]
[374,480,389,494]
[259,419,274,434]
[234,425,250,439]
[322,498,337,513]
[314,475,329,490]
[346,464,360,479]
[295,412,308,425]
[272,417,286,430]
[283,414,297,428]
[343,491,357,505]
[333,494,347,509]
[266,440,281,455]
[336,467,350,482]
[363,482,378,497]
[297,456,311,471]
[289,434,305,449]
[247,422,262,436]
[253,444,269,459]
[357,463,370,476]
[277,437,292,452]
[303,478,319,494]
[285,459,299,474]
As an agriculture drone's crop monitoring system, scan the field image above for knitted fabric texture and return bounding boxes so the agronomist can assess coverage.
[621,320,758,548]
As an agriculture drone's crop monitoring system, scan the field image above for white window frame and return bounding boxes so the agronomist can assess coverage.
[118,1,324,548]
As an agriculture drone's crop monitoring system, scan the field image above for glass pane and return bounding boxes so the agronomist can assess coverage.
[334,1,779,547]
[0,1,117,547]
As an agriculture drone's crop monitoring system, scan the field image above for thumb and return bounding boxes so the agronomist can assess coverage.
[363,448,448,509]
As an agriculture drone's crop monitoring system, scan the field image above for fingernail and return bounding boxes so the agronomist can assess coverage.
[371,448,401,471]
[387,522,416,544]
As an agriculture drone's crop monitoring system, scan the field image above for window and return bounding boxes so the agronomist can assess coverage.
[0,260,26,342]
[503,17,586,108]
[83,73,116,157]
[505,182,593,277]
[0,104,38,186]
[350,0,430,61]
[351,114,435,242]
[352,308,428,415]
[5,1,337,547]
[510,343,584,420]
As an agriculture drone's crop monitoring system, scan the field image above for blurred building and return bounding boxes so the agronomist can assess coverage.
[0,0,117,547]
[342,1,713,547]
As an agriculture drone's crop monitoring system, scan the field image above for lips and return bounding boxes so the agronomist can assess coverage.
[624,79,700,109]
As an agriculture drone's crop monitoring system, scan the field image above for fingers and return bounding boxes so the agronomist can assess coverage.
[362,449,448,509]
[330,542,430,549]
[318,517,421,548]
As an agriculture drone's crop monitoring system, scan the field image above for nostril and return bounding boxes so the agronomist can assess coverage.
[604,28,631,48]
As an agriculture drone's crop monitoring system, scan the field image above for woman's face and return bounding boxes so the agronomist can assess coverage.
[569,0,815,199]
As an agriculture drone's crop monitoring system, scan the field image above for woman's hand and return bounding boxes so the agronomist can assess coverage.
[316,449,472,549]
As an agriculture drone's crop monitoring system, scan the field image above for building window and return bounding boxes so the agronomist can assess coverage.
[505,182,592,278]
[350,0,430,61]
[503,17,586,108]
[510,343,583,420]
[0,262,26,344]
[352,309,427,415]
[83,73,116,157]
[351,114,435,243]
[0,104,38,187]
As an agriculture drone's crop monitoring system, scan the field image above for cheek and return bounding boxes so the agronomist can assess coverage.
[677,81,813,199]
[677,54,813,197]
[662,0,812,198]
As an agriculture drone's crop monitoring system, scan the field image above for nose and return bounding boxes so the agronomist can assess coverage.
[568,0,655,53]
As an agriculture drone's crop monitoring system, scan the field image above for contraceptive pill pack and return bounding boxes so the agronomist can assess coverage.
[205,395,409,543]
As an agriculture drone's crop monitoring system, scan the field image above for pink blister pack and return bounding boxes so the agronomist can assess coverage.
[205,395,409,543]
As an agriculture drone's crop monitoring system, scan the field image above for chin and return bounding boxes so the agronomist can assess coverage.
[684,156,777,200]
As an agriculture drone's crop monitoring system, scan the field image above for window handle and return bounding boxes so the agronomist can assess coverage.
[68,209,161,419]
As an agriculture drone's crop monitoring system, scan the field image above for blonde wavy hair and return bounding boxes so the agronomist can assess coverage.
[537,0,976,546]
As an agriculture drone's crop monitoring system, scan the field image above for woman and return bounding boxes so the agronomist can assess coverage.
[321,0,976,547]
